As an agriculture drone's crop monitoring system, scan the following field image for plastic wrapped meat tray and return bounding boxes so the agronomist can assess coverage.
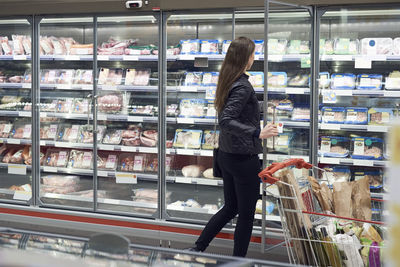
[121,124,142,146]
[321,107,345,124]
[321,166,351,185]
[10,122,31,139]
[68,150,93,169]
[320,39,334,55]
[57,69,75,85]
[291,107,310,121]
[130,105,154,116]
[97,152,118,170]
[330,73,356,90]
[56,98,74,113]
[361,38,393,55]
[98,68,123,86]
[140,130,157,147]
[202,72,219,86]
[287,40,310,54]
[351,137,383,160]
[0,122,13,138]
[179,99,205,118]
[287,73,309,87]
[368,108,393,125]
[345,107,368,125]
[40,124,58,140]
[40,100,58,112]
[184,72,202,86]
[248,72,264,87]
[267,132,293,154]
[119,153,148,172]
[41,175,80,187]
[268,39,286,55]
[385,71,400,90]
[124,69,150,86]
[58,124,81,143]
[356,74,383,90]
[267,72,287,88]
[44,149,70,167]
[97,92,124,114]
[319,136,350,158]
[199,40,219,54]
[180,39,200,55]
[0,37,12,55]
[102,129,122,145]
[40,70,58,84]
[73,69,92,85]
[334,38,359,55]
[72,98,90,114]
[173,129,203,149]
[353,169,383,189]
[201,130,219,150]
[79,125,105,143]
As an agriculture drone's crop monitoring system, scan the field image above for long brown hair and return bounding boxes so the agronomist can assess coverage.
[215,37,255,113]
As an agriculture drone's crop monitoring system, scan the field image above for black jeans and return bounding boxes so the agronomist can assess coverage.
[195,150,261,257]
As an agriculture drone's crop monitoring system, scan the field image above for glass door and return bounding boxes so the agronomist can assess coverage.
[95,14,160,217]
[0,18,33,203]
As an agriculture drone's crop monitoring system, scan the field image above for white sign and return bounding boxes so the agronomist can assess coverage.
[115,172,137,184]
[355,57,372,69]
[8,164,27,175]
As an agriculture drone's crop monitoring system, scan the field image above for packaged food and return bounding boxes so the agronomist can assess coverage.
[140,130,157,147]
[40,124,58,140]
[319,136,350,158]
[11,35,25,55]
[321,107,346,124]
[180,39,200,55]
[287,40,310,54]
[205,101,217,118]
[287,74,309,87]
[50,37,66,55]
[0,122,13,138]
[121,124,142,146]
[119,153,148,172]
[184,72,202,86]
[0,37,12,55]
[248,72,264,87]
[268,39,287,55]
[39,36,53,55]
[69,43,93,55]
[0,95,23,110]
[78,125,105,143]
[56,98,74,113]
[41,175,80,187]
[124,45,154,55]
[345,107,368,125]
[182,165,205,178]
[321,166,351,184]
[361,38,393,55]
[394,38,400,55]
[267,99,293,121]
[8,149,24,164]
[385,71,400,90]
[97,92,124,114]
[57,69,75,85]
[351,137,383,160]
[22,36,31,55]
[291,107,310,121]
[124,69,150,86]
[166,104,178,117]
[179,99,206,118]
[319,72,330,89]
[41,70,58,84]
[267,132,293,154]
[173,129,203,149]
[57,124,81,143]
[320,39,334,55]
[202,72,219,86]
[99,68,124,86]
[353,169,383,189]
[102,129,122,145]
[44,149,70,167]
[267,72,287,88]
[68,150,93,169]
[73,69,92,84]
[334,38,359,55]
[330,73,356,90]
[222,40,231,54]
[166,45,181,55]
[72,98,90,114]
[201,130,219,150]
[10,122,31,139]
[97,152,118,171]
[145,155,158,172]
[199,39,219,54]
[356,74,383,90]
[368,108,393,125]
[254,40,264,55]
[40,100,58,112]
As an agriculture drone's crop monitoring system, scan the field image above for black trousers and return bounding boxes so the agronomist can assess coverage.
[195,150,261,257]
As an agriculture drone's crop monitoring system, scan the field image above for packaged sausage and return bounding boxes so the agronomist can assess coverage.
[353,169,383,190]
[254,40,264,55]
[73,69,93,85]
[321,166,351,184]
[319,72,330,89]
[130,105,155,116]
[351,137,383,160]
[57,124,81,143]
[44,149,70,168]
[173,129,203,149]
[68,150,93,169]
[385,71,400,90]
[10,122,31,139]
[69,43,93,55]
[267,72,287,88]
[180,39,200,55]
[320,39,334,55]
[184,72,202,86]
[179,99,206,118]
[368,108,393,125]
[202,72,219,86]
[200,39,219,54]
[222,40,231,54]
[248,72,265,87]
[356,74,383,90]
[72,98,90,114]
[102,129,122,145]
[268,39,286,55]
[330,73,356,90]
[361,38,393,55]
[97,92,124,114]
[334,38,359,55]
[55,98,74,113]
[287,40,310,54]
[201,130,219,150]
[321,107,345,124]
[319,136,350,158]
[0,122,13,138]
[287,73,309,87]
[40,124,58,140]
[345,107,368,125]
[97,152,118,171]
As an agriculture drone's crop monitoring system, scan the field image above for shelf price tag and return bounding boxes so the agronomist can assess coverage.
[98,114,107,121]
[115,172,137,184]
[367,125,388,132]
[175,176,192,184]
[319,157,340,164]
[176,149,195,156]
[179,55,195,60]
[65,55,80,61]
[22,83,31,88]
[179,86,198,92]
[138,147,157,153]
[384,91,400,97]
[13,55,27,60]
[285,88,304,95]
[43,166,58,173]
[177,118,195,124]
[320,123,341,130]
[97,55,109,61]
[200,150,213,157]
[127,116,144,122]
[7,139,21,145]
[13,190,31,201]
[355,57,372,69]
[97,170,108,177]
[332,55,353,61]
[196,178,219,186]
[268,55,283,62]
[121,146,137,152]
[18,111,31,117]
[8,164,27,175]
[353,159,374,167]
[123,55,139,61]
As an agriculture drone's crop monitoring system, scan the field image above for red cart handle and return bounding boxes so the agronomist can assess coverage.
[258,158,312,184]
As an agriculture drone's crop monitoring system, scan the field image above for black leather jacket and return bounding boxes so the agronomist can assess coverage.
[218,73,262,155]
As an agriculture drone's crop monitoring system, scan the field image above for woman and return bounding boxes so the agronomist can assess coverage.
[189,37,278,257]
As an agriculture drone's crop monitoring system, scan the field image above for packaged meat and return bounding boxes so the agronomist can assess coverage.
[368,108,393,125]
[205,101,217,118]
[22,36,31,55]
[2,147,18,163]
[321,166,351,184]
[68,150,93,169]
[291,107,310,121]
[59,37,77,55]
[180,39,200,55]
[9,149,24,164]
[97,152,118,170]
[319,72,330,89]
[321,107,345,124]
[40,184,79,194]
[268,39,287,55]
[11,35,25,55]
[184,72,202,86]
[351,137,383,160]
[145,155,158,172]
[57,124,81,142]
[97,68,109,85]
[201,130,219,150]
[173,129,203,149]
[319,136,350,158]
[248,72,265,87]
[361,38,393,55]
[267,72,287,88]
[102,129,122,145]
[203,168,218,179]
[40,124,58,140]
[334,38,359,55]
[202,72,219,86]
[124,45,154,55]
[267,132,294,154]
[353,169,383,189]
[8,75,23,83]
[166,45,181,55]
[385,71,400,90]
[287,73,309,87]
[199,39,219,54]
[97,92,124,114]
[181,164,205,178]
[10,123,31,139]
[78,125,105,143]
[98,68,123,86]
[9,184,31,192]
[121,124,142,146]
[50,37,66,55]
[57,69,75,85]
[41,175,80,187]
[179,99,205,118]
[119,153,147,172]
[394,38,400,55]
[320,39,334,55]
[167,104,178,117]
[44,149,70,167]
[0,122,13,138]
[40,99,58,112]
[330,73,356,90]
[345,107,368,125]
[356,74,383,90]
[56,98,74,113]
[140,129,157,147]
[130,105,154,116]
[72,98,90,114]
[0,37,12,55]
[41,70,58,84]
[0,96,23,111]
[222,40,231,54]
[39,36,54,55]
[287,40,310,54]
[124,69,150,86]
[73,69,92,84]
[69,43,93,55]
[23,147,44,165]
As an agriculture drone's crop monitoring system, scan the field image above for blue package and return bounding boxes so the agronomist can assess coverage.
[222,40,231,54]
[345,107,368,125]
[248,71,265,87]
[322,165,351,185]
[331,73,356,90]
[353,169,383,189]
[351,137,383,160]
[199,39,219,55]
[267,71,287,88]
[204,100,217,118]
[178,99,206,118]
[356,74,383,90]
[292,107,310,122]
[202,72,219,86]
[254,40,264,55]
[180,39,200,55]
[184,72,202,86]
[173,129,203,149]
[368,108,393,125]
[318,136,350,158]
[321,107,346,124]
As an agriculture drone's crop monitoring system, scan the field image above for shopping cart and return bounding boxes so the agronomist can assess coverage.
[258,158,385,267]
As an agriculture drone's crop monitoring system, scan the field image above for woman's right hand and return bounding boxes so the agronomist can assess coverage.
[259,123,279,139]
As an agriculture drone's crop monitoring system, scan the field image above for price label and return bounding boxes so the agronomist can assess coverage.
[286,88,304,95]
[8,164,27,175]
[115,172,137,184]
[57,151,68,167]
[101,85,117,91]
[7,139,20,145]
[177,118,195,124]
[176,149,195,156]
[179,55,195,60]
[40,140,46,146]
[121,146,137,152]
[81,84,93,90]
[196,178,219,186]
[138,147,157,153]
[97,55,109,61]
[335,90,353,96]
[23,124,31,139]
[319,157,340,164]
[43,166,58,173]
[123,55,139,61]
[353,159,374,167]
[18,111,31,117]
[332,55,353,61]
[127,116,143,122]
[367,125,388,132]
[321,123,341,130]
[355,57,372,69]
[268,55,283,62]
[301,57,311,68]
[98,144,114,151]
[98,114,107,121]
[2,124,12,134]
[13,55,27,60]
[179,86,198,92]
[82,152,93,168]
[56,84,70,90]
[384,91,400,97]
[69,125,79,140]
[13,190,31,201]
[97,171,108,177]
[65,55,80,61]
[40,112,47,118]
[54,142,71,148]
[176,176,192,184]
[22,83,31,88]
[200,150,213,157]
[105,155,117,169]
